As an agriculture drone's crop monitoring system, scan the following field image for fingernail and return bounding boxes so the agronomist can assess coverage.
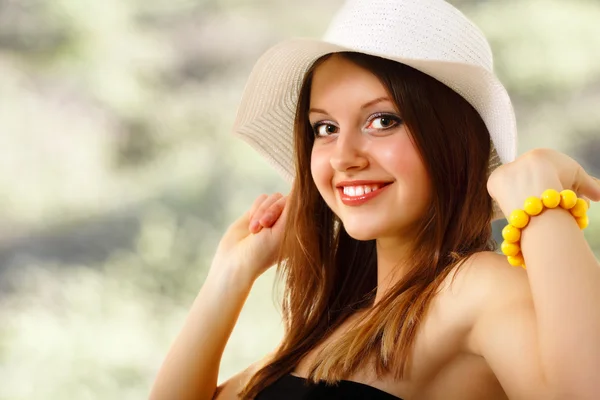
[249,220,260,232]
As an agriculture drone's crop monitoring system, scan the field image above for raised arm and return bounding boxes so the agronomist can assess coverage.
[472,149,600,399]
[149,193,288,400]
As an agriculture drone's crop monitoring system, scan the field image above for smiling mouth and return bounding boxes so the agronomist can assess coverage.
[337,182,393,206]
[341,183,390,197]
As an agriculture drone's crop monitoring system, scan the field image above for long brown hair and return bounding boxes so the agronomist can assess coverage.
[239,52,495,398]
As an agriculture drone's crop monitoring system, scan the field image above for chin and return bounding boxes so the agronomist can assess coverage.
[339,213,419,242]
[341,223,380,242]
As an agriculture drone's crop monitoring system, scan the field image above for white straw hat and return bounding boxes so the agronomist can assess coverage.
[232,0,517,220]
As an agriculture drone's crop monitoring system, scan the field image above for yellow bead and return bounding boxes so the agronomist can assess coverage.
[542,189,561,208]
[507,253,525,267]
[501,241,521,257]
[570,198,588,218]
[502,224,521,243]
[509,209,530,229]
[560,190,577,209]
[523,196,544,216]
[576,214,589,230]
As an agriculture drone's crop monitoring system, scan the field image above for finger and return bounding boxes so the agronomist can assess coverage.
[579,174,600,202]
[246,194,269,221]
[229,194,269,239]
[270,196,290,234]
[258,195,287,227]
[253,193,283,222]
[250,193,283,233]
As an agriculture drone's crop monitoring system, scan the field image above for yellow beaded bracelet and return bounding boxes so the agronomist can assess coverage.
[501,189,590,269]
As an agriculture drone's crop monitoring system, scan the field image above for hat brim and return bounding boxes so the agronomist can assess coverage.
[233,38,514,221]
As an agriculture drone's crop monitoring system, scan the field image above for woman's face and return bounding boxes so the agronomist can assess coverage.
[309,55,432,241]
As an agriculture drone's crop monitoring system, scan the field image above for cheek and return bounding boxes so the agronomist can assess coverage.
[379,136,423,174]
[310,146,334,192]
[378,136,431,198]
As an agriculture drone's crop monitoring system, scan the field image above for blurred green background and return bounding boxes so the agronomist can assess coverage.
[0,0,599,399]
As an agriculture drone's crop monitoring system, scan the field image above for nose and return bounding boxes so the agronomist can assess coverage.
[329,130,368,172]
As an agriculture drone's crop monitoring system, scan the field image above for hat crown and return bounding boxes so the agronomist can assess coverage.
[324,0,493,71]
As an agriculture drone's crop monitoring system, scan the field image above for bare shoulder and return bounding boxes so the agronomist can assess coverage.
[214,349,277,400]
[441,251,532,304]
[433,251,533,340]
[439,252,551,398]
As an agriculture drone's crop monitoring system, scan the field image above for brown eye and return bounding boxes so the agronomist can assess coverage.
[365,114,402,131]
[379,117,393,128]
[314,123,339,137]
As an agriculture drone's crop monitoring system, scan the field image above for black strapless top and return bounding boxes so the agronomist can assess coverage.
[254,374,402,399]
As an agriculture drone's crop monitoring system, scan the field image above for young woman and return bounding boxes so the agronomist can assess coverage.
[150,1,600,399]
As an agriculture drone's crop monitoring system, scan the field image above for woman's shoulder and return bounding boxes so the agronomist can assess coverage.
[433,251,533,333]
[451,251,531,300]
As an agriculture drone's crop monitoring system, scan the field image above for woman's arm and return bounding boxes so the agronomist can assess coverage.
[472,149,600,399]
[518,207,600,394]
[149,193,289,400]
[468,228,599,399]
[149,266,255,400]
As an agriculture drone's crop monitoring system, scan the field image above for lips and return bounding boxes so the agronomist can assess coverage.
[336,181,393,206]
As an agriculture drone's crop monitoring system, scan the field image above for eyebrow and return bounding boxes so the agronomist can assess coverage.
[308,96,392,115]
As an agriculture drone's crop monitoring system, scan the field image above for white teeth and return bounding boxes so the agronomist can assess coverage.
[342,184,383,197]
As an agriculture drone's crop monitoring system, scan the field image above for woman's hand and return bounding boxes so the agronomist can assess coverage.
[210,193,289,284]
[487,148,600,217]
